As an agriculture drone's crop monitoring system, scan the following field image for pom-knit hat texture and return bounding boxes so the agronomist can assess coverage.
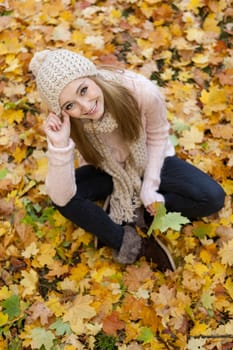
[29,49,98,115]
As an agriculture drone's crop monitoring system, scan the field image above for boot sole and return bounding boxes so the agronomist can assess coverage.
[155,237,176,271]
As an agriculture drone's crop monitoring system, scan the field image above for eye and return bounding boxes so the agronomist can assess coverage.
[80,86,88,96]
[65,103,74,111]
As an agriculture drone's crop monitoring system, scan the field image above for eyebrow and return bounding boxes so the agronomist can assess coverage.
[61,80,86,110]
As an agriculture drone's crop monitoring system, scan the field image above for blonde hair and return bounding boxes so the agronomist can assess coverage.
[70,73,142,167]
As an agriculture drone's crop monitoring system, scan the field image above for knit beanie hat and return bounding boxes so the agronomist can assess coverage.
[29,49,98,115]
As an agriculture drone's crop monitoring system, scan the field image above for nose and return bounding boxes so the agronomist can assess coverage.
[76,98,89,114]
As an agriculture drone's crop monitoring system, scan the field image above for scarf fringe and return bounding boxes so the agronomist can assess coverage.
[83,113,147,224]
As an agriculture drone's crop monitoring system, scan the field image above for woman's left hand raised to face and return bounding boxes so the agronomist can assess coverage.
[44,111,71,148]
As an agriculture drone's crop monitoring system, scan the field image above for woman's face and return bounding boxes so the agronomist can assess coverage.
[59,77,104,120]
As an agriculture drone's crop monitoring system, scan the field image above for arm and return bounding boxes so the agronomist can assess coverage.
[44,112,77,206]
[45,139,77,206]
[138,79,174,208]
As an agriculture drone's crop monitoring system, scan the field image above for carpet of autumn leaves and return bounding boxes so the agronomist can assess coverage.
[0,0,233,349]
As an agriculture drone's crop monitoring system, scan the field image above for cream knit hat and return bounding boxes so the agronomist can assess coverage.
[29,49,98,115]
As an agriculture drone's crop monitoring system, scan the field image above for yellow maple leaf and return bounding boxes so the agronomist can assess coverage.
[31,157,48,182]
[186,28,204,43]
[218,239,233,266]
[2,109,24,124]
[0,312,8,327]
[179,126,203,150]
[69,263,89,283]
[200,86,227,116]
[225,277,233,300]
[182,270,204,292]
[20,269,38,297]
[12,146,27,163]
[0,286,12,301]
[46,260,69,278]
[0,338,7,350]
[192,53,209,66]
[0,37,21,55]
[45,294,65,317]
[72,227,93,246]
[4,55,20,73]
[210,261,226,281]
[125,322,140,343]
[71,30,85,45]
[63,295,96,334]
[190,321,209,337]
[64,346,76,350]
[85,35,104,50]
[200,249,211,264]
[52,23,71,42]
[187,0,205,12]
[52,210,69,227]
[148,27,171,49]
[193,262,209,277]
[140,2,154,18]
[4,83,25,97]
[58,277,78,292]
[203,13,220,34]
[34,243,56,268]
[222,179,233,195]
[91,266,117,283]
[110,9,121,19]
[59,10,74,22]
[187,337,206,350]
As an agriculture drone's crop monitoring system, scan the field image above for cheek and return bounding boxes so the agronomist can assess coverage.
[69,108,81,118]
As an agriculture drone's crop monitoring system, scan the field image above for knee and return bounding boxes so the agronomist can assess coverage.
[206,184,225,214]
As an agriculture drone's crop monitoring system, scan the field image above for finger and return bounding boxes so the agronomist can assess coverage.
[46,114,62,126]
[61,111,70,125]
[45,119,62,131]
[146,205,155,216]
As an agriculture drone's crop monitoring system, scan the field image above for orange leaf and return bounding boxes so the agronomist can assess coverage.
[102,311,125,336]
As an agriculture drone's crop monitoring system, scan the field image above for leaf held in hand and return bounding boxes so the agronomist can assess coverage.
[148,203,190,234]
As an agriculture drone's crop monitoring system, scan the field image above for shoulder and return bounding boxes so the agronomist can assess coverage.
[97,67,165,108]
[121,70,164,101]
[120,70,166,112]
[98,67,160,92]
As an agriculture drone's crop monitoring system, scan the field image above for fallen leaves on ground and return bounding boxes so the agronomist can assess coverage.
[0,0,232,349]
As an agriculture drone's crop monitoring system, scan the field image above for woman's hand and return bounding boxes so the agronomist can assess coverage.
[44,111,70,148]
[146,204,156,216]
[146,202,163,216]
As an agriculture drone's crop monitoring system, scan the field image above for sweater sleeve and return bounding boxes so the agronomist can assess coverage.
[45,138,77,206]
[136,78,175,207]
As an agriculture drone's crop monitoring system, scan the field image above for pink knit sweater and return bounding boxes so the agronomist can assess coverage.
[45,70,175,208]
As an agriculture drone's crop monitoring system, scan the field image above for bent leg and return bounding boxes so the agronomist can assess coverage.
[159,156,225,218]
[55,165,124,250]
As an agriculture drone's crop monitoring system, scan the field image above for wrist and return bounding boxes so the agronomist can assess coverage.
[51,141,69,148]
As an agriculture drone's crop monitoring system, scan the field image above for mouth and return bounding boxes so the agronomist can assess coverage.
[87,101,97,115]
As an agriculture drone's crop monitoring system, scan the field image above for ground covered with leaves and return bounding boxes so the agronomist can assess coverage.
[0,0,233,349]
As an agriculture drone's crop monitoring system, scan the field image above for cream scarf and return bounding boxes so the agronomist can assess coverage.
[83,113,147,224]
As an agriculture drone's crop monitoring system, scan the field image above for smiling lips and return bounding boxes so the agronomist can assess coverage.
[87,101,97,115]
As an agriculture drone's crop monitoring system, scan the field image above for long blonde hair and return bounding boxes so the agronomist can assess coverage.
[70,72,142,167]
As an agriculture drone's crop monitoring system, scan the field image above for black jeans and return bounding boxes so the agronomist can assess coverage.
[56,156,225,250]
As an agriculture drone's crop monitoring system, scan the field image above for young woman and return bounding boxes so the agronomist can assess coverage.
[29,49,225,272]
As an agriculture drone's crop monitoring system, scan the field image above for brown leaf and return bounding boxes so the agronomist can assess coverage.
[13,209,37,247]
[0,198,14,216]
[122,262,153,292]
[10,257,26,272]
[210,124,233,140]
[102,311,125,335]
[27,301,53,326]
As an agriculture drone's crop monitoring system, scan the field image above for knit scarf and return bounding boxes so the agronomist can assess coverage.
[83,113,147,224]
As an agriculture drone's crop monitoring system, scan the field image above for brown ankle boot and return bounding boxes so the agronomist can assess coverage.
[113,225,175,272]
[140,235,176,272]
